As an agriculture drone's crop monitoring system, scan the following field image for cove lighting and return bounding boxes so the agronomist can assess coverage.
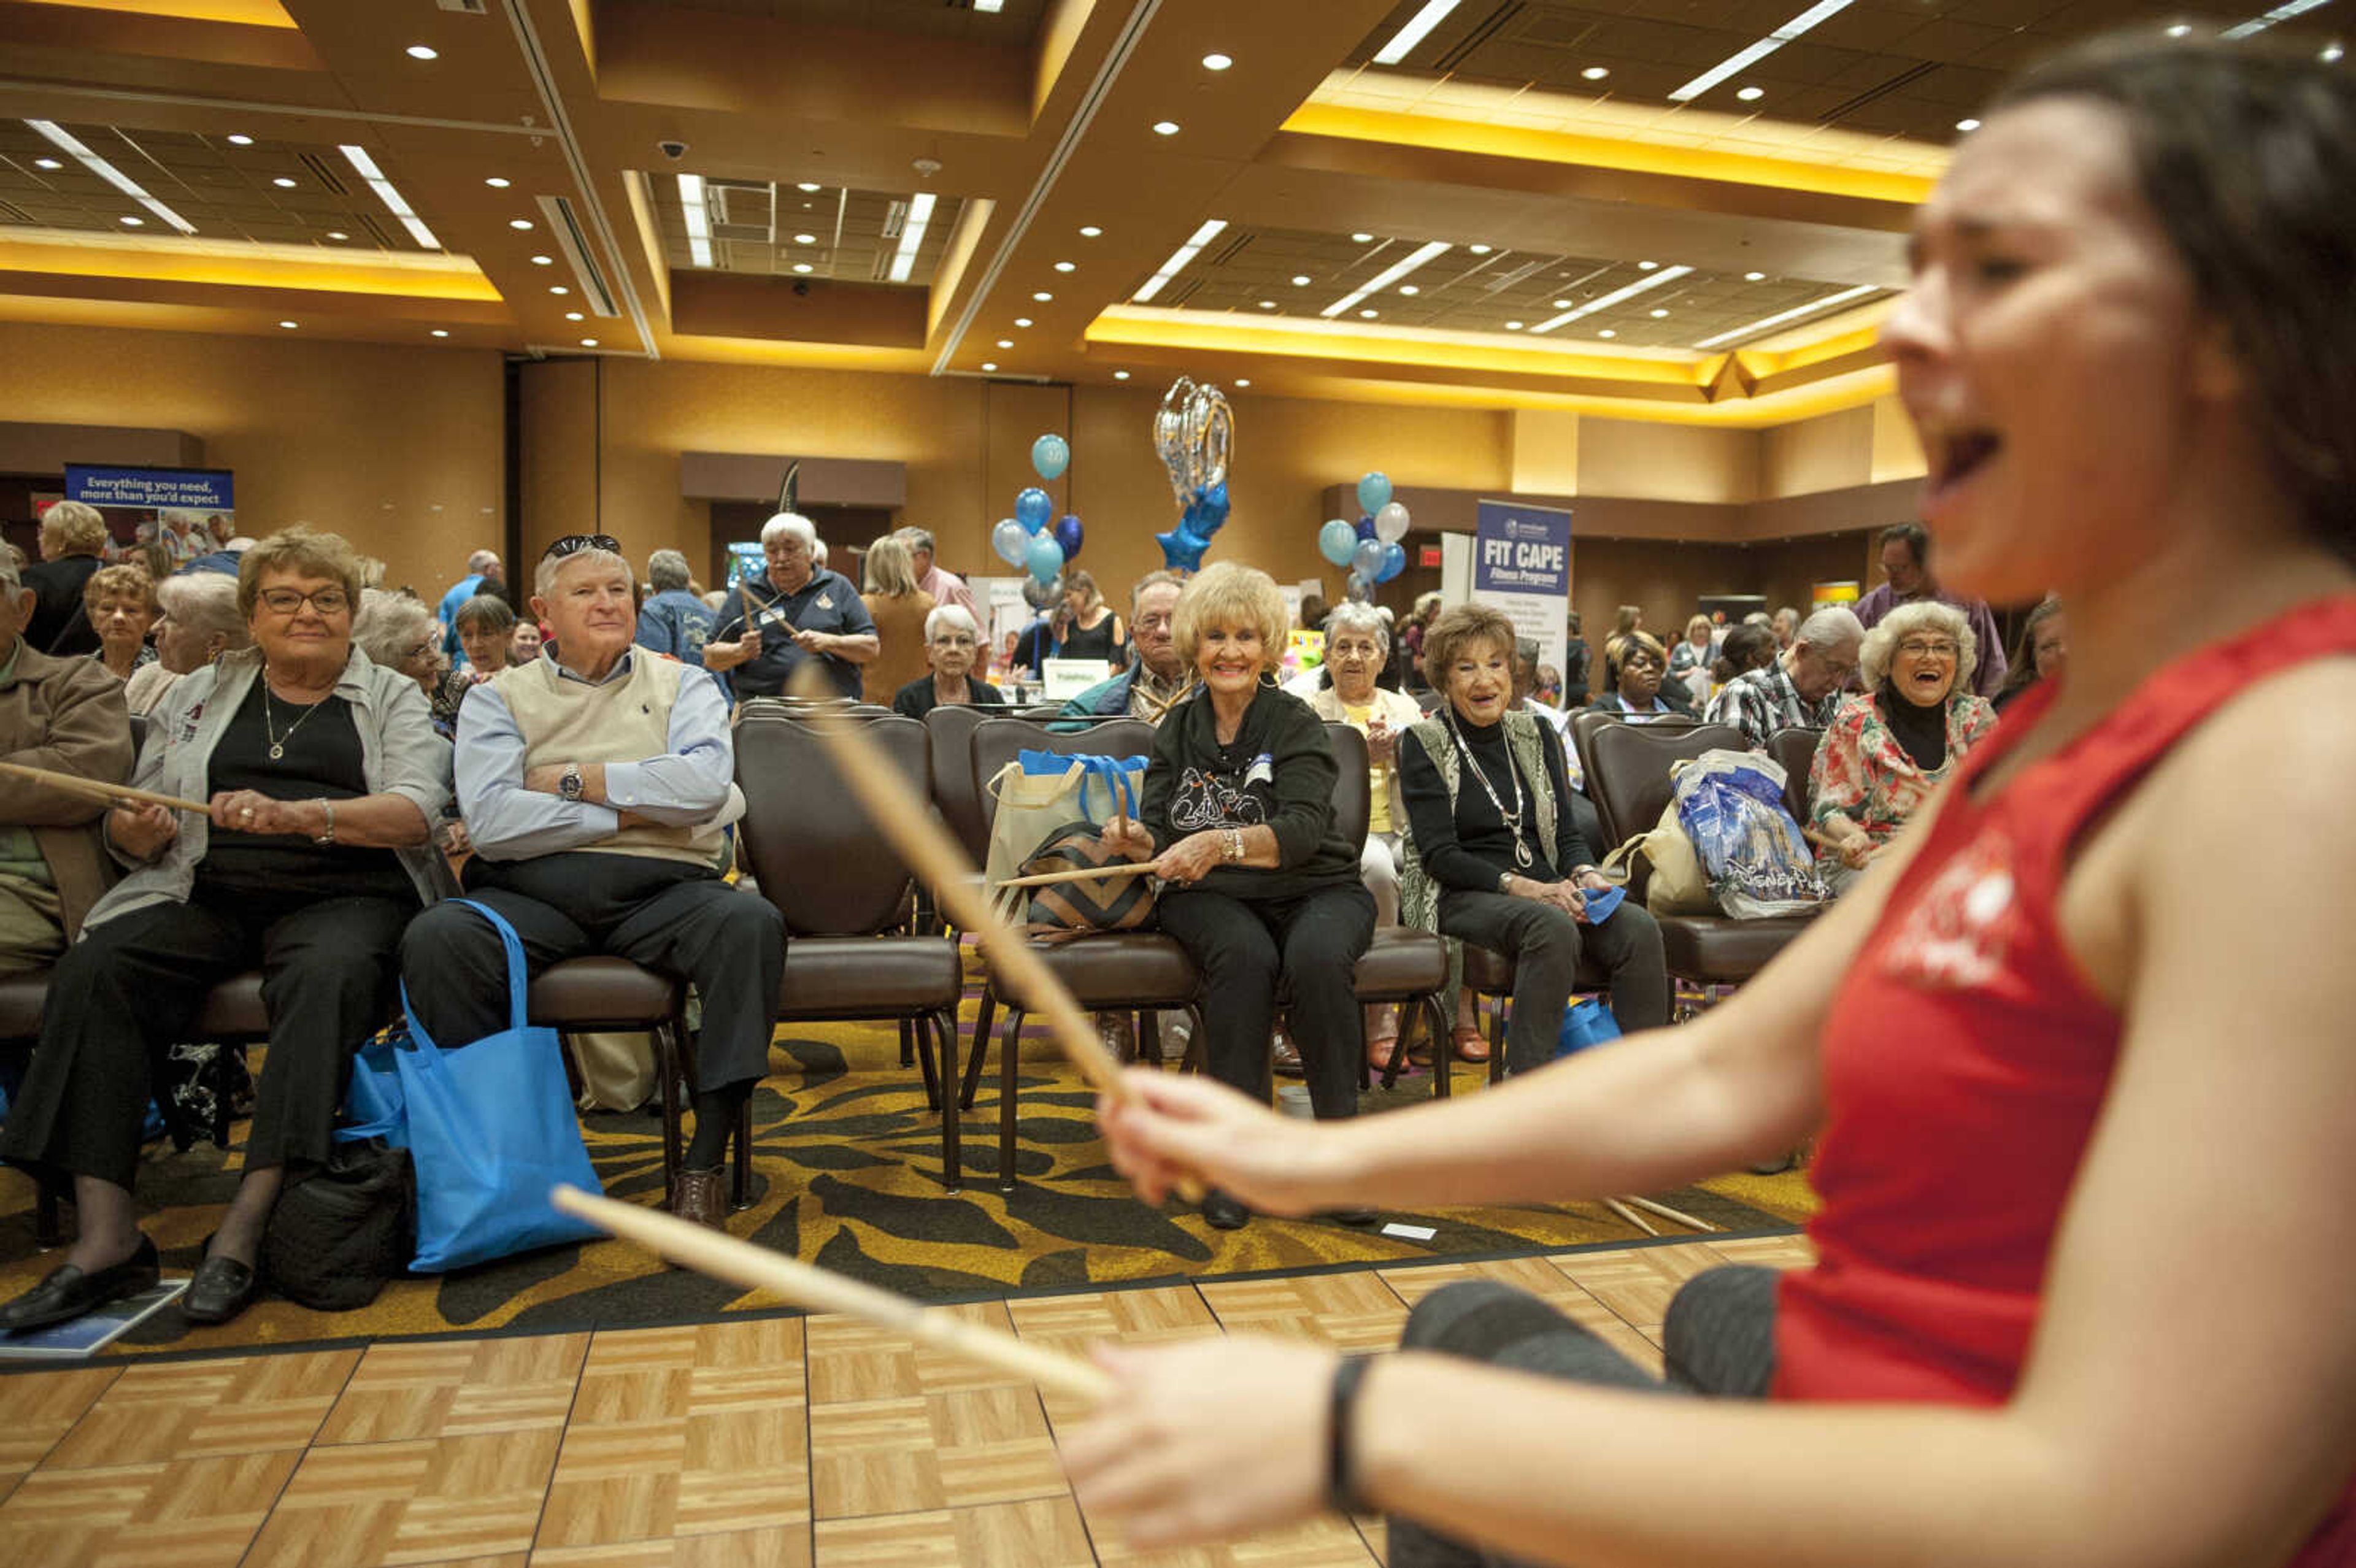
[1668,1,1852,102]
[1322,239,1449,318]
[1692,282,1879,349]
[1132,218,1226,302]
[1372,0,1463,66]
[888,191,936,283]
[339,144,439,249]
[678,172,712,267]
[28,120,196,233]
[1526,264,1691,334]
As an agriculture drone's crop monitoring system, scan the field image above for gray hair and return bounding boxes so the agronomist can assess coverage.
[1858,600,1974,692]
[1794,605,1865,653]
[648,548,693,592]
[1322,601,1389,656]
[923,602,979,642]
[352,588,441,670]
[761,512,817,551]
[155,572,248,648]
[897,526,936,556]
[534,544,632,598]
[466,548,501,575]
[453,592,517,635]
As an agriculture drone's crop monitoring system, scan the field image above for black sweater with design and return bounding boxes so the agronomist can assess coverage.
[1139,685,1360,901]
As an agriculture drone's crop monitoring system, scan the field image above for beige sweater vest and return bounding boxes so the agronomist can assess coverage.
[493,655,726,868]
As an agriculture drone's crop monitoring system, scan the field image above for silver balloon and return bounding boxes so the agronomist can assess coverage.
[1153,376,1233,508]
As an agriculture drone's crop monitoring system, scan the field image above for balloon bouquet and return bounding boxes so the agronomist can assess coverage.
[990,432,1085,612]
[1317,471,1410,602]
[1152,377,1233,572]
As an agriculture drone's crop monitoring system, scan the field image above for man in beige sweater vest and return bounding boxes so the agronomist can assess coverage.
[399,536,783,1229]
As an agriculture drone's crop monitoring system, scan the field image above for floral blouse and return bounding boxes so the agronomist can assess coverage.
[1808,690,1998,858]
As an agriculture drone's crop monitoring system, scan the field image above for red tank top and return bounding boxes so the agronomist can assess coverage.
[1775,594,2356,1562]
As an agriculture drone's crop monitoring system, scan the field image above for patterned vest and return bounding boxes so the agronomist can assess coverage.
[1397,709,1558,937]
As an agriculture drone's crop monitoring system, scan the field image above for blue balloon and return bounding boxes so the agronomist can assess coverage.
[1156,524,1209,572]
[1318,518,1358,568]
[1355,513,1377,540]
[1357,471,1392,515]
[1025,533,1065,583]
[1015,486,1053,532]
[1183,483,1230,540]
[1031,433,1070,482]
[991,517,1030,567]
[1351,537,1387,582]
[1376,540,1407,583]
[1052,513,1084,563]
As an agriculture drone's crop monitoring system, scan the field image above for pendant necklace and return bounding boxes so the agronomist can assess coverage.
[1446,713,1533,867]
[262,673,325,761]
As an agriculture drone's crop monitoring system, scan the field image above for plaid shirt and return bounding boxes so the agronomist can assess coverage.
[1704,659,1836,750]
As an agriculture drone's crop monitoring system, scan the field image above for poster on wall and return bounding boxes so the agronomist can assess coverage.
[61,465,236,568]
[1471,499,1572,688]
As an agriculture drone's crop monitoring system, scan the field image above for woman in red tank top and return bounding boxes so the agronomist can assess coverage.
[1063,33,2356,1568]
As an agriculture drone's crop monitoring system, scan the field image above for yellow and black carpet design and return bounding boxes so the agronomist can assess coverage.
[0,967,1817,1361]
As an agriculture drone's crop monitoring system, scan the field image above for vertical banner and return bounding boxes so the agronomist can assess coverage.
[1471,499,1572,688]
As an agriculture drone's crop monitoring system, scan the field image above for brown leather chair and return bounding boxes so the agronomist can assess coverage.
[960,716,1198,1193]
[1766,725,1823,828]
[1321,723,1453,1095]
[1584,720,1814,988]
[734,708,968,1189]
[1571,710,1704,846]
[924,703,1001,869]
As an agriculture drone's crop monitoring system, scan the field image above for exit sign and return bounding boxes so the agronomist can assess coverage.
[1418,545,1441,567]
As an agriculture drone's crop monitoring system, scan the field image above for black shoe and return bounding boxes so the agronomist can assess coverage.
[183,1251,261,1325]
[1322,1207,1379,1226]
[0,1235,160,1332]
[1201,1189,1250,1231]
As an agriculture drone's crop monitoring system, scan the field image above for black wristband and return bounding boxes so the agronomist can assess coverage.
[1326,1353,1374,1515]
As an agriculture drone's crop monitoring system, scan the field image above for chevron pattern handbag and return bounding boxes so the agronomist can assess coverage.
[1018,820,1157,944]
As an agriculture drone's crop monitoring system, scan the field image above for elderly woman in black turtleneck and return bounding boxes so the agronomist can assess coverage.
[1397,604,1669,1077]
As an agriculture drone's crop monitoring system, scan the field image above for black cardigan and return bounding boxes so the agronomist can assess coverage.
[1139,684,1359,901]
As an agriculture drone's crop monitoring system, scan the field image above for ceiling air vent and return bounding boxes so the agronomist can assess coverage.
[535,193,620,318]
[435,0,490,13]
[299,152,350,196]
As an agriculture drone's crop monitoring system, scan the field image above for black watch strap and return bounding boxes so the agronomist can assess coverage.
[1326,1354,1375,1515]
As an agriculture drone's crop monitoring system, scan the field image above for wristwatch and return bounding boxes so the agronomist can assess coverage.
[558,764,585,802]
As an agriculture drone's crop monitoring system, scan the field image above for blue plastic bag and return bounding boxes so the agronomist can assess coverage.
[384,899,602,1271]
[1555,996,1622,1058]
[1671,749,1823,918]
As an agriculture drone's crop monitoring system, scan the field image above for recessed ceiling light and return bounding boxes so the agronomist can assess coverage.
[32,158,60,170]
[1745,270,1766,281]
[272,177,298,188]
[1350,232,1374,243]
[406,44,437,60]
[1152,121,1180,136]
[1202,52,1233,70]
[1015,317,1033,328]
[1636,259,1658,270]
[1359,308,1378,318]
[277,319,297,328]
[1054,261,1076,272]
[793,232,816,245]
[581,337,598,347]
[1291,274,1312,286]
[982,361,998,372]
[1234,377,1250,387]
[566,311,583,320]
[120,215,142,225]
[1598,328,1617,339]
[1552,299,1571,309]
[1582,66,1609,80]
[1468,243,1492,255]
[1080,225,1102,237]
[226,134,253,146]
[1504,320,1523,330]
[796,182,821,192]
[1669,2,1855,101]
[2166,23,2191,36]
[2325,42,2345,61]
[1113,370,1130,380]
[1736,85,1764,101]
[485,177,510,188]
[996,339,1013,348]
[550,285,568,294]
[531,255,553,265]
[1650,307,1670,318]
[430,328,449,337]
[1398,284,1419,296]
[1258,299,1277,309]
[1955,118,1981,132]
[1033,291,1052,302]
[887,190,934,282]
[1528,263,1692,334]
[326,231,348,240]
[509,218,533,230]
[793,263,813,274]
[31,117,197,234]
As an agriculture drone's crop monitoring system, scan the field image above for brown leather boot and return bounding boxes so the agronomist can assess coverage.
[668,1166,727,1230]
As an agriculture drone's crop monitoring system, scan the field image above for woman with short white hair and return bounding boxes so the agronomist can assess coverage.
[1809,599,1996,895]
[891,602,1007,718]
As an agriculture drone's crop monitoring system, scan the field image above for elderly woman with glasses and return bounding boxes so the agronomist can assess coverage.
[1809,600,1998,896]
[891,603,1006,718]
[0,527,451,1332]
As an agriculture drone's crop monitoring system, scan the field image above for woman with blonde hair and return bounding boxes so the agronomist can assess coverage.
[82,564,158,684]
[858,533,935,705]
[1055,569,1130,672]
[1600,602,1644,689]
[25,499,110,657]
[1666,612,1714,679]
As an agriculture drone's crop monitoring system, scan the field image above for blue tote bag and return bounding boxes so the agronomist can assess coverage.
[1554,996,1623,1059]
[391,899,602,1271]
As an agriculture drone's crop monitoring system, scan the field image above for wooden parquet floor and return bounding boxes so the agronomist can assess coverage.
[0,1232,1814,1568]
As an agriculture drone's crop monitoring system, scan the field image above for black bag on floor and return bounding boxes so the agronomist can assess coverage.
[261,1137,415,1311]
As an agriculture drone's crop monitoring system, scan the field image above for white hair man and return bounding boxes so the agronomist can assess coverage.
[702,513,877,699]
[1704,605,1865,750]
[401,534,782,1229]
[895,526,978,623]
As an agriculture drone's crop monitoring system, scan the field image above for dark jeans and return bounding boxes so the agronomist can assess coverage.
[1154,881,1375,1119]
[1439,889,1670,1075]
[1388,1267,1779,1568]
[400,852,784,1091]
[0,893,413,1191]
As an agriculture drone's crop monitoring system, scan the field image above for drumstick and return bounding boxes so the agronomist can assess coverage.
[552,1185,1114,1402]
[0,761,210,814]
[996,860,1160,891]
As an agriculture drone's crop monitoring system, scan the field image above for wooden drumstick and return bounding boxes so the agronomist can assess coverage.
[552,1185,1114,1401]
[0,760,210,814]
[995,861,1161,891]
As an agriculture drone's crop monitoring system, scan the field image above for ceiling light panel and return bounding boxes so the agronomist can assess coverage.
[25,120,196,234]
[1690,282,1881,349]
[1668,1,1855,101]
[1371,0,1464,66]
[339,143,439,250]
[678,172,713,267]
[1323,240,1450,318]
[1133,218,1228,303]
[1528,265,1690,333]
[645,175,963,285]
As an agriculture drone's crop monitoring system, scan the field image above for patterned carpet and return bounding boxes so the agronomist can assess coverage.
[0,958,1816,1361]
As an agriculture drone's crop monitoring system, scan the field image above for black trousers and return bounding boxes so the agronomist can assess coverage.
[399,853,785,1091]
[1439,889,1671,1075]
[1388,1267,1779,1568]
[0,893,412,1191]
[1154,882,1374,1119]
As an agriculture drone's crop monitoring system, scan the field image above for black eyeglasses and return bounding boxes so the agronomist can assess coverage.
[542,533,622,562]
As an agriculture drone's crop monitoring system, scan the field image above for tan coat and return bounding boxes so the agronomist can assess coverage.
[0,640,135,939]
